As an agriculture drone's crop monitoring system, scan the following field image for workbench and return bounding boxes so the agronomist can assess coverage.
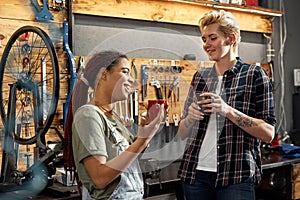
[143,149,300,200]
[4,148,299,200]
[257,150,300,200]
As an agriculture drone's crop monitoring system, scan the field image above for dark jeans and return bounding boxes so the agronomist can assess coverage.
[181,170,255,200]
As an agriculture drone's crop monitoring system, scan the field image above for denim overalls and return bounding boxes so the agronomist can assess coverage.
[82,108,144,199]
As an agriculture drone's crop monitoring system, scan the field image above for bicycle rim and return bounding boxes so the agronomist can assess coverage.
[0,26,60,145]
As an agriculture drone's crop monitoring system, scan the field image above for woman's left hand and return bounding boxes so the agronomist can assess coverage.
[201,92,231,117]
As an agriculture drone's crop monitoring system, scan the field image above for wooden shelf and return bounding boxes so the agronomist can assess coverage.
[72,0,283,34]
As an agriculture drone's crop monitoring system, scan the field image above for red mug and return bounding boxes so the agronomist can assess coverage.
[147,100,168,121]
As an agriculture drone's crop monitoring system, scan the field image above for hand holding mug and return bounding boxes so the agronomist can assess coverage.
[196,92,230,116]
[195,92,214,115]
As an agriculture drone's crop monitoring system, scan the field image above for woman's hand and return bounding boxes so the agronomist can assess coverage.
[186,102,205,122]
[187,92,232,122]
[137,104,165,139]
[200,92,231,116]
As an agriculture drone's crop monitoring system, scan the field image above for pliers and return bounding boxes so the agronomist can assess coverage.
[131,58,138,79]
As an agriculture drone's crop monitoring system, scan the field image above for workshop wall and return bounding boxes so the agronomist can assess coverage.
[0,0,67,172]
[1,0,298,180]
[0,0,67,129]
[73,15,266,62]
[270,0,300,139]
[72,0,300,139]
[72,14,269,127]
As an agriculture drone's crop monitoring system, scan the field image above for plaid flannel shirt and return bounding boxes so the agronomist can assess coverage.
[177,58,276,187]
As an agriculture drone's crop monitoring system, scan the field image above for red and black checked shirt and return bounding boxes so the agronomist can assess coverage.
[177,58,276,187]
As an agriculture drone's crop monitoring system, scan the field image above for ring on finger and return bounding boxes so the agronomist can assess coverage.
[211,96,215,103]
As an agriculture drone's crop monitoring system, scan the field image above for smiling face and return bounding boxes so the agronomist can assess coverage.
[109,58,135,102]
[201,23,232,62]
[96,57,136,104]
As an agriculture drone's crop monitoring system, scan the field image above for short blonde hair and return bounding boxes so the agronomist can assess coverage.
[199,10,241,49]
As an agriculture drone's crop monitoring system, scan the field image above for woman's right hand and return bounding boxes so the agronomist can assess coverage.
[137,104,165,139]
[187,102,204,121]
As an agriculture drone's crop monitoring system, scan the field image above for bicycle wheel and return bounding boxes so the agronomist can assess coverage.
[0,26,60,145]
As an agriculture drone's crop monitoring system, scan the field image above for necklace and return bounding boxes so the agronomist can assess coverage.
[97,104,113,117]
[96,104,123,123]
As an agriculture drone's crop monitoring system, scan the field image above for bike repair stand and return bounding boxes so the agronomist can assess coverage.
[0,83,19,191]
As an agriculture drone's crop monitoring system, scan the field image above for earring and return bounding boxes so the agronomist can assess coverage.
[101,70,108,80]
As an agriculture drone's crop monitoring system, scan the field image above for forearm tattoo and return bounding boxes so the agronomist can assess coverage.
[234,111,258,127]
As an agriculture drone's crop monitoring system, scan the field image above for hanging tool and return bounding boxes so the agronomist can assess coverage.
[52,0,66,11]
[141,65,150,101]
[173,91,177,107]
[171,66,182,73]
[118,101,124,122]
[131,58,138,79]
[165,113,171,143]
[78,56,85,75]
[133,89,139,124]
[171,60,182,73]
[129,93,134,124]
[173,114,179,141]
[124,99,129,123]
[163,76,167,99]
[177,84,180,102]
[168,76,180,99]
[31,0,54,21]
[150,77,163,100]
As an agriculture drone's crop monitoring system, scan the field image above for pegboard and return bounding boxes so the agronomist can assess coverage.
[73,56,272,126]
[131,58,214,125]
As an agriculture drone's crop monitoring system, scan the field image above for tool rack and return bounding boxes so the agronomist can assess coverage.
[74,56,272,127]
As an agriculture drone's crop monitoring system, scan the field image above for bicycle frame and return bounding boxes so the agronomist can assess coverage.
[62,21,76,129]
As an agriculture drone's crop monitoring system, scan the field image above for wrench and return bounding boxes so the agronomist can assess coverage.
[134,90,139,123]
[78,56,85,75]
[118,101,124,121]
[172,114,179,141]
[129,93,134,123]
[141,65,150,101]
[124,100,129,122]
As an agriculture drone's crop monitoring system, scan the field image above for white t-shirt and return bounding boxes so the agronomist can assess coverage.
[196,76,223,172]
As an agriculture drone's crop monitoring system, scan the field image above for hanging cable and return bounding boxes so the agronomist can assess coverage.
[276,0,287,136]
[263,34,275,83]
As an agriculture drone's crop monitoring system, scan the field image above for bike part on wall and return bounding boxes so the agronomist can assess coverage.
[0,25,60,145]
[0,26,62,195]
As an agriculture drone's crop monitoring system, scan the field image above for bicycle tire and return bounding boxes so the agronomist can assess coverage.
[0,25,60,145]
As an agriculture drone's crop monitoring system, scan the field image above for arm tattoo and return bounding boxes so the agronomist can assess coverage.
[234,111,258,127]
